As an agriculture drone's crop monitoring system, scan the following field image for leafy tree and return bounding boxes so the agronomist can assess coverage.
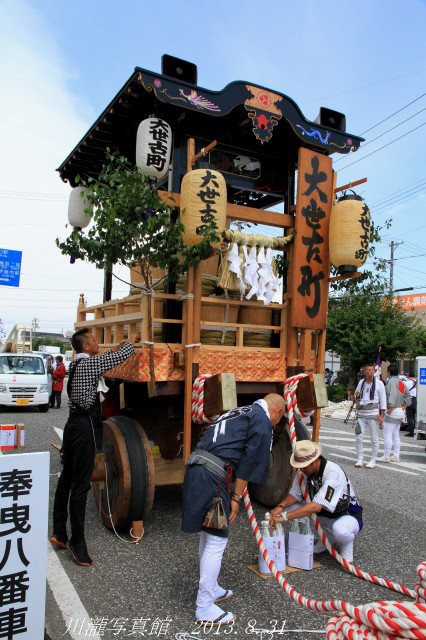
[56,152,220,390]
[32,338,68,354]
[326,290,421,383]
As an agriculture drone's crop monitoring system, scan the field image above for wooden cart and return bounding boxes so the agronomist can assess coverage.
[57,56,364,536]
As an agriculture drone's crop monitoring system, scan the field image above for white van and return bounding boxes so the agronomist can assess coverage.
[0,353,51,411]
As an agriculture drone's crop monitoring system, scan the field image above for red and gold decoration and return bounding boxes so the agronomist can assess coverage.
[329,193,371,273]
[244,85,283,143]
[180,168,227,245]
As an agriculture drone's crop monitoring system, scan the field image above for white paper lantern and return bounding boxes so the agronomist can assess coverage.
[68,187,92,229]
[136,117,172,180]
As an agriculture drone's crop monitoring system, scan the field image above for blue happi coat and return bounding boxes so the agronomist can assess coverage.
[182,403,273,537]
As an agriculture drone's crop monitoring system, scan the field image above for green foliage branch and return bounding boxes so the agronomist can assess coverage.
[56,152,220,283]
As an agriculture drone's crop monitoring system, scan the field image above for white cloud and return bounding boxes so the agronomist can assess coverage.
[0,0,117,337]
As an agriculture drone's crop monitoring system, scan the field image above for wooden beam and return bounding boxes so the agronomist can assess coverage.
[159,191,294,229]
[190,140,218,166]
[334,178,367,194]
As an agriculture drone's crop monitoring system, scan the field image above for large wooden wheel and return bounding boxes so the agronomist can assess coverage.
[92,416,155,530]
[249,418,310,508]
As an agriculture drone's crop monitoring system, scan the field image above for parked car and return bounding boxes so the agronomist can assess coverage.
[0,353,51,411]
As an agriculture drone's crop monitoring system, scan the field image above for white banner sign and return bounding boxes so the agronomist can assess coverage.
[0,452,49,639]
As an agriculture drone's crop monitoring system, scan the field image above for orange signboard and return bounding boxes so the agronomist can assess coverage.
[290,148,333,329]
[392,294,426,309]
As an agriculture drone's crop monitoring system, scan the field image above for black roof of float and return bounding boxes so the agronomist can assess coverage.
[57,65,363,208]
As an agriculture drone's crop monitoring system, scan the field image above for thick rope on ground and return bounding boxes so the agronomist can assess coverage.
[242,373,425,638]
[243,489,426,638]
[284,373,416,599]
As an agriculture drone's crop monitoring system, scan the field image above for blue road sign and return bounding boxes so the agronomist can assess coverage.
[0,248,22,287]
[420,368,426,385]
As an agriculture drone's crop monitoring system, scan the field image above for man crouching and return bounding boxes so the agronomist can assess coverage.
[182,394,285,626]
[269,440,363,563]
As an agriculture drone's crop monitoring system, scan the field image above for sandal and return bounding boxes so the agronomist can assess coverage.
[214,589,234,603]
[197,611,236,626]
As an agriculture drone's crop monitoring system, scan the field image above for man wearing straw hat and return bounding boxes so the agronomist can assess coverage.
[269,440,363,563]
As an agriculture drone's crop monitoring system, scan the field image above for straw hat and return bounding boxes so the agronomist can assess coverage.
[290,440,322,469]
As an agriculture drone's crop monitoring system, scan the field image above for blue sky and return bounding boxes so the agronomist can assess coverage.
[0,0,425,335]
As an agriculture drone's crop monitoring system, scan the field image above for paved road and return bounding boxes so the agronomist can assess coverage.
[1,397,425,640]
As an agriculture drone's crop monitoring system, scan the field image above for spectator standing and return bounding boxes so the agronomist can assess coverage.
[378,364,412,462]
[50,355,67,408]
[354,364,386,469]
[403,371,417,437]
[324,368,333,385]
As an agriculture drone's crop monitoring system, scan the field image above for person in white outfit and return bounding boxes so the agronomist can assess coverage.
[269,440,363,563]
[377,364,411,463]
[354,364,386,469]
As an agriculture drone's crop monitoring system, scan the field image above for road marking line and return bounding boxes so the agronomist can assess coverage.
[320,433,426,452]
[320,427,426,449]
[47,544,100,639]
[321,443,426,472]
[327,452,420,476]
[53,426,64,441]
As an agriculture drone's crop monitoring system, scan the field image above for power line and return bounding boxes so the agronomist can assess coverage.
[338,122,426,170]
[370,180,426,208]
[372,187,426,214]
[305,69,425,104]
[333,108,426,165]
[360,92,426,135]
[394,252,426,261]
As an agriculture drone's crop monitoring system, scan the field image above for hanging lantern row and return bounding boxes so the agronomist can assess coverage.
[180,168,227,246]
[136,117,172,180]
[67,186,93,229]
[329,192,371,274]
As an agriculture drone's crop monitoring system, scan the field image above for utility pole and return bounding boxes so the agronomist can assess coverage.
[389,241,403,295]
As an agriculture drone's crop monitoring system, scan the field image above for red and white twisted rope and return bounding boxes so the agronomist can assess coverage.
[191,375,218,425]
[242,373,425,638]
[283,373,416,599]
[243,490,426,638]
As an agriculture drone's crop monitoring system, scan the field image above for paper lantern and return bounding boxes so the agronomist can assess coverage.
[68,187,92,229]
[329,193,371,273]
[136,117,172,180]
[180,169,227,246]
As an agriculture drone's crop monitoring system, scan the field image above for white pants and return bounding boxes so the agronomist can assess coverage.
[383,408,405,458]
[355,416,379,463]
[289,503,360,562]
[196,532,228,618]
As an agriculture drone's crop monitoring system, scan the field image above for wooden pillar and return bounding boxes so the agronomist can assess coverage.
[299,329,312,371]
[183,137,196,463]
[312,329,326,442]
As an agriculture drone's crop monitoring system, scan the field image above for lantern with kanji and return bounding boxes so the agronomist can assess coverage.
[329,193,371,273]
[136,117,172,180]
[180,169,227,246]
[68,187,93,229]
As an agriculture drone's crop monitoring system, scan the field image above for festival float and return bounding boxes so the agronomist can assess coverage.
[57,54,371,537]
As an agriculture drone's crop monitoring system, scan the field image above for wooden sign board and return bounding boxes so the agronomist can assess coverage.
[291,149,333,329]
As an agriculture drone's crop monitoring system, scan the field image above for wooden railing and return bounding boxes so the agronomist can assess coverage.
[75,290,287,352]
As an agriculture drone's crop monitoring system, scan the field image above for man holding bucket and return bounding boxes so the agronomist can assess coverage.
[269,440,363,563]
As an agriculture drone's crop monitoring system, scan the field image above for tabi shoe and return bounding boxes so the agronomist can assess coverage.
[376,456,390,463]
[214,588,234,603]
[390,455,400,462]
[49,532,68,549]
[354,460,363,467]
[365,461,376,469]
[66,539,93,567]
[196,604,235,626]
[405,433,414,437]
